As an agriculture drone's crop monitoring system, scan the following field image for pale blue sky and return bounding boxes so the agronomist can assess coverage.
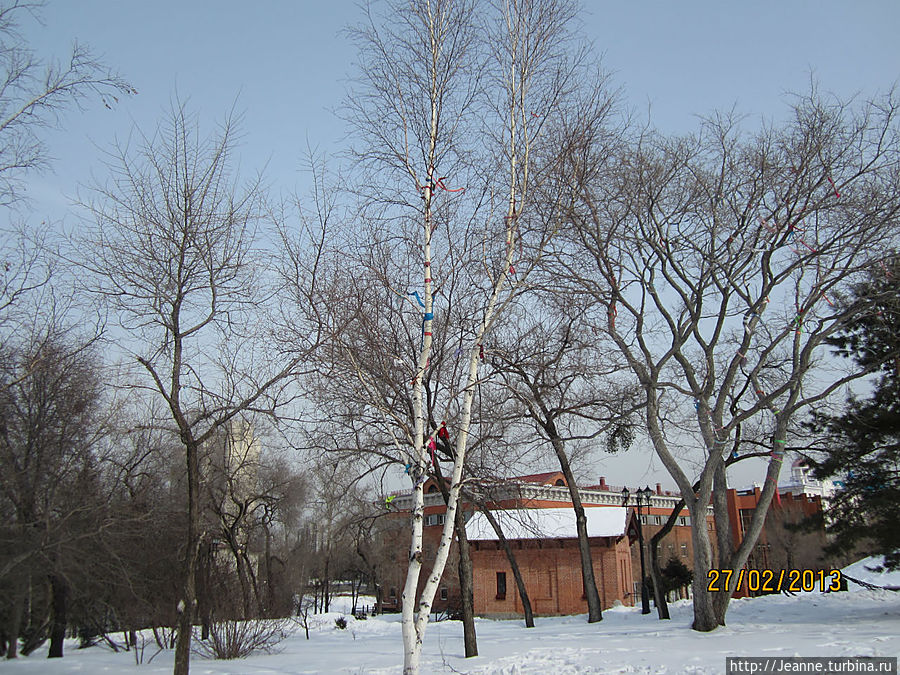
[21,1,900,219]
[16,0,900,488]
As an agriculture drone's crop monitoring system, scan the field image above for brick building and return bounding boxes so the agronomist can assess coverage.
[465,507,635,617]
[378,465,830,616]
[724,459,835,595]
[381,471,703,615]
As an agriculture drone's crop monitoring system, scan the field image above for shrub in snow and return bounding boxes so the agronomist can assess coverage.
[192,618,292,660]
[334,616,348,630]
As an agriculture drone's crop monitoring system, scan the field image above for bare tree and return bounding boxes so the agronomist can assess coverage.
[74,103,321,675]
[0,0,133,206]
[0,326,107,659]
[490,304,639,622]
[335,1,606,670]
[559,88,900,630]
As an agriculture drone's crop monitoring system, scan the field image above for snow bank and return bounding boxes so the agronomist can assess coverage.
[843,555,900,590]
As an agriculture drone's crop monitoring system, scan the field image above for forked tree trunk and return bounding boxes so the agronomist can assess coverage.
[712,437,787,626]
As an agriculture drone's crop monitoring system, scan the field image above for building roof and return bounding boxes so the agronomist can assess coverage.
[508,471,566,486]
[465,506,627,541]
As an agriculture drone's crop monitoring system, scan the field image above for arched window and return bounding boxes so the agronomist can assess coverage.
[555,479,565,486]
[427,484,439,494]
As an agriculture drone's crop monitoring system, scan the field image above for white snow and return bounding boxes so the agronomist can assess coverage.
[5,578,898,674]
[466,507,627,541]
[843,554,900,590]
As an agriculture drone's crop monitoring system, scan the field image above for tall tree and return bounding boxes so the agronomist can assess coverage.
[491,306,638,622]
[335,1,604,670]
[808,257,900,569]
[0,330,106,659]
[558,88,900,630]
[75,103,322,675]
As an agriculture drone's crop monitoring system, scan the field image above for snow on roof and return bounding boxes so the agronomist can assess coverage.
[466,507,627,541]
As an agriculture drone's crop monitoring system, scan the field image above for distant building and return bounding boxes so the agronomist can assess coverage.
[379,467,829,616]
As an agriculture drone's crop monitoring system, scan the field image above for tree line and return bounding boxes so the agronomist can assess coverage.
[1,1,898,675]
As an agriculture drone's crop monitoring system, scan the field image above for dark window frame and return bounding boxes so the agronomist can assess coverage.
[496,571,507,600]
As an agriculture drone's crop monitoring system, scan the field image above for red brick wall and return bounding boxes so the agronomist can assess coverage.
[469,537,633,617]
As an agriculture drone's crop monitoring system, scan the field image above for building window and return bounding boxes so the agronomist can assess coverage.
[678,516,691,526]
[640,515,647,525]
[440,587,448,601]
[389,587,396,598]
[425,513,446,527]
[496,572,507,600]
[427,484,439,494]
[681,544,688,557]
[654,515,662,525]
[555,479,565,486]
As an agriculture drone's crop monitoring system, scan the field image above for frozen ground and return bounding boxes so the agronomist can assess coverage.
[2,558,898,674]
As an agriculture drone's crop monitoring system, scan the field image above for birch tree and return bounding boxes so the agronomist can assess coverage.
[559,88,900,630]
[335,0,602,671]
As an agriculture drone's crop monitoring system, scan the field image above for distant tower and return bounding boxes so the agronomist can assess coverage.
[223,416,261,506]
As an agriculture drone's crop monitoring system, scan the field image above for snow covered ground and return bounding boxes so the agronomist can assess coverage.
[843,555,900,589]
[3,561,898,674]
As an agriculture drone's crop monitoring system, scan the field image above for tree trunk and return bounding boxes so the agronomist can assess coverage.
[197,541,210,640]
[5,586,24,658]
[648,495,695,622]
[234,548,255,618]
[547,432,602,622]
[712,461,735,625]
[48,574,67,658]
[648,537,670,620]
[454,506,478,657]
[689,502,718,632]
[323,557,330,614]
[173,438,202,675]
[478,504,534,627]
[264,526,274,616]
[433,457,477,656]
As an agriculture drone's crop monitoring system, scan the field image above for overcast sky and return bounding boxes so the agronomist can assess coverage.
[16,0,900,489]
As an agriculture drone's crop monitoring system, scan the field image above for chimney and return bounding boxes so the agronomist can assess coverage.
[656,483,662,496]
[599,476,608,490]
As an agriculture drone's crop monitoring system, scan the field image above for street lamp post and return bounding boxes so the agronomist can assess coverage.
[622,485,652,614]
